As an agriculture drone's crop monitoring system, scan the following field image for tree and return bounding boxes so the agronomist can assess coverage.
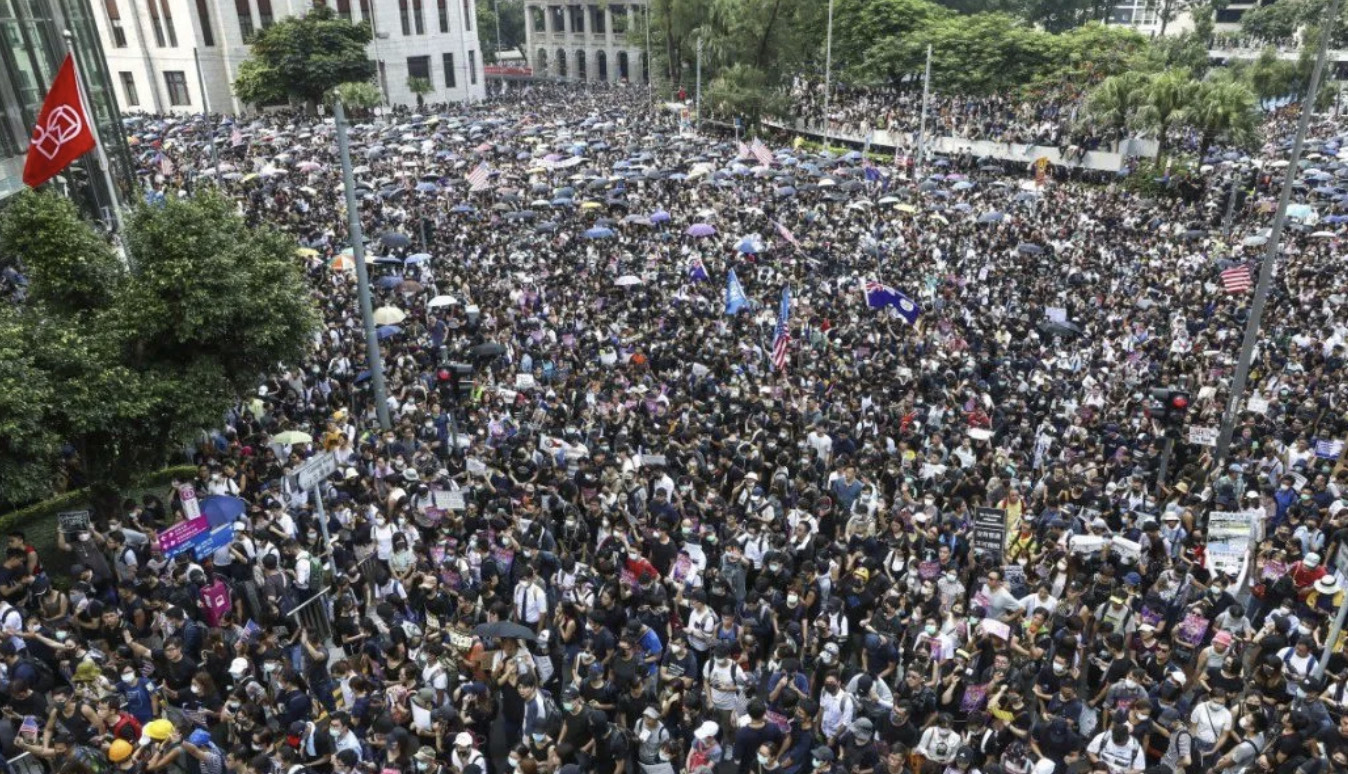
[1135,68,1196,157]
[477,0,526,62]
[330,81,384,115]
[1188,74,1259,158]
[233,4,375,113]
[0,191,318,513]
[407,76,433,108]
[834,0,951,74]
[707,63,791,126]
[1083,71,1150,149]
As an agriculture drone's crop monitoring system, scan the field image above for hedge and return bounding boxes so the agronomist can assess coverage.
[0,465,199,533]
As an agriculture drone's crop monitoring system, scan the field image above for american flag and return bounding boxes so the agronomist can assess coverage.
[737,141,751,159]
[1315,439,1345,459]
[1222,265,1252,293]
[475,141,493,153]
[466,163,491,192]
[749,138,774,167]
[773,219,799,248]
[158,153,174,176]
[18,716,37,738]
[772,286,792,371]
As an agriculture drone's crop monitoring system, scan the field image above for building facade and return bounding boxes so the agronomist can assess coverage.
[0,0,134,219]
[89,0,485,116]
[522,0,647,84]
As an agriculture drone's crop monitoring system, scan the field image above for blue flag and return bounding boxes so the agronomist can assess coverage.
[688,257,709,282]
[864,281,921,324]
[725,269,748,315]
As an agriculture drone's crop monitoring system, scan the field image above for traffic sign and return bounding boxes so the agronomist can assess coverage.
[294,452,337,493]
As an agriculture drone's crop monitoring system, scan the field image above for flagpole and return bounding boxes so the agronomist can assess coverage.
[63,29,124,236]
[193,46,221,187]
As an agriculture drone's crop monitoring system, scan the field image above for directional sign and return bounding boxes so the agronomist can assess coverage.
[294,452,337,493]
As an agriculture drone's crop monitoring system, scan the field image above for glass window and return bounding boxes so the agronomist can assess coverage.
[610,5,625,33]
[256,0,273,28]
[442,52,455,87]
[359,0,370,23]
[468,49,476,84]
[462,0,471,29]
[164,70,190,105]
[336,0,351,20]
[399,0,409,34]
[105,0,127,47]
[591,6,603,33]
[437,0,447,32]
[235,0,254,39]
[160,0,177,46]
[119,71,139,106]
[407,54,429,80]
[146,0,165,46]
[412,0,423,33]
[194,0,214,45]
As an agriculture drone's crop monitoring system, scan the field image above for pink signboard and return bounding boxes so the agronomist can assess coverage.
[158,516,208,555]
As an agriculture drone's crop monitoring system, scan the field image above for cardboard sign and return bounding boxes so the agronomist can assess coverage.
[1188,426,1218,447]
[1110,536,1142,561]
[434,490,466,511]
[979,619,1011,640]
[1002,564,1027,597]
[1068,535,1107,555]
[1207,510,1257,540]
[57,510,91,533]
[466,458,487,476]
[1247,394,1269,414]
[972,508,1006,562]
[641,454,667,467]
[515,373,537,389]
[1045,307,1067,323]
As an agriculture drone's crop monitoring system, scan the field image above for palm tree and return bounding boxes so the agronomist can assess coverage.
[1188,75,1259,159]
[1083,71,1149,152]
[1135,68,1196,158]
[406,76,433,109]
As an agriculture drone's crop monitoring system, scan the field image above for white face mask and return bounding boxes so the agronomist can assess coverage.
[121,673,136,685]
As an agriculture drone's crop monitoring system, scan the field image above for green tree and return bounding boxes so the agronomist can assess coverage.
[1083,71,1150,149]
[834,0,951,74]
[1188,73,1259,158]
[407,76,433,108]
[707,63,791,126]
[0,191,318,513]
[330,80,384,115]
[233,4,375,113]
[1135,68,1196,157]
[1246,46,1295,98]
[477,0,526,62]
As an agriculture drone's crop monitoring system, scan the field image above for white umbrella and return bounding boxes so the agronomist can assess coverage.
[615,275,643,287]
[1311,231,1338,238]
[428,295,459,308]
[373,306,407,325]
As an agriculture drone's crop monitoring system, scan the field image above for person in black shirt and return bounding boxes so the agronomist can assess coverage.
[125,635,197,702]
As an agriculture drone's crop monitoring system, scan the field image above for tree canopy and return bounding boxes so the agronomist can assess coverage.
[0,192,318,511]
[233,4,375,112]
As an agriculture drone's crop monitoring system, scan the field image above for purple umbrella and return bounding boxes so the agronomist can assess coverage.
[687,223,716,237]
[650,210,671,223]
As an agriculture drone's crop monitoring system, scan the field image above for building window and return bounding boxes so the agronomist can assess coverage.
[610,5,625,33]
[235,0,255,39]
[119,71,140,106]
[399,0,411,34]
[549,6,563,32]
[336,0,352,19]
[257,0,274,27]
[407,54,430,80]
[194,0,215,45]
[105,0,128,47]
[146,0,166,46]
[412,0,424,33]
[437,0,447,32]
[530,6,543,31]
[164,71,190,105]
[463,0,472,29]
[359,0,371,23]
[568,5,583,33]
[442,52,456,87]
[590,6,603,33]
[160,0,178,46]
[468,49,476,84]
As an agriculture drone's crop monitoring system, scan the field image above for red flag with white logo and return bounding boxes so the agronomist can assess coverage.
[23,54,96,188]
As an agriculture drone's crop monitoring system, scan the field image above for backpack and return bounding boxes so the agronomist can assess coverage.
[308,553,328,592]
[199,578,232,628]
[539,689,562,736]
[18,656,57,693]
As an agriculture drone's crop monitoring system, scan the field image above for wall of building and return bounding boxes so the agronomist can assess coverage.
[90,0,484,116]
[522,0,647,84]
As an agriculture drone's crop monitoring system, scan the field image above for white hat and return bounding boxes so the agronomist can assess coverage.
[454,732,474,747]
[695,721,720,740]
[1305,553,1322,568]
[1316,576,1340,595]
[229,657,250,678]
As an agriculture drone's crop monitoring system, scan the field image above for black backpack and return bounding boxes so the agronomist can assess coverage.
[18,656,57,693]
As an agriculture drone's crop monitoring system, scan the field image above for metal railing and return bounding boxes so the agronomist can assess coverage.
[286,587,333,644]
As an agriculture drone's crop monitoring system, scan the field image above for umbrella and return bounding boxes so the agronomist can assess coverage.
[271,430,313,445]
[1016,243,1044,255]
[650,210,671,223]
[474,621,536,642]
[373,306,407,325]
[427,295,458,308]
[1038,319,1084,338]
[405,253,431,264]
[375,276,403,288]
[1311,231,1338,238]
[1242,235,1268,247]
[977,212,1005,223]
[330,255,355,271]
[200,495,248,528]
[584,227,615,239]
[878,196,900,205]
[399,280,424,294]
[380,232,411,248]
[615,275,643,286]
[775,186,797,197]
[415,181,438,193]
[376,325,402,340]
[687,224,716,237]
[296,247,319,258]
[896,204,917,214]
[737,236,766,254]
[451,204,476,213]
[536,221,559,233]
[468,342,507,359]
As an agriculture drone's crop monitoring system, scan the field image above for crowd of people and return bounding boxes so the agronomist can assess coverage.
[6,79,1348,774]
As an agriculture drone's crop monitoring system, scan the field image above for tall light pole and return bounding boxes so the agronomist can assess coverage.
[192,47,221,186]
[1214,0,1340,465]
[645,2,652,105]
[695,34,702,128]
[822,0,833,146]
[916,44,932,174]
[334,99,393,431]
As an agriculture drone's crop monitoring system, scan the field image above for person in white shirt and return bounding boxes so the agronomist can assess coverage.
[1087,725,1146,774]
[1277,640,1318,687]
[513,568,548,628]
[915,713,961,765]
[1019,584,1059,619]
[1189,689,1233,762]
[807,425,833,463]
[817,672,856,744]
[685,591,718,657]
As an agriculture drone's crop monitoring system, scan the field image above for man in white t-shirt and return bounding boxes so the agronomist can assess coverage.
[1189,688,1233,761]
[1277,640,1318,687]
[1087,725,1146,774]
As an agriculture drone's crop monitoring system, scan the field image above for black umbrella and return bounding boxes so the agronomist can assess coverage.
[474,621,536,641]
[380,232,411,248]
[1017,243,1044,255]
[469,342,507,359]
[1038,319,1084,338]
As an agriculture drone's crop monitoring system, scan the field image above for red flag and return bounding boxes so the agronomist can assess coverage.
[23,55,96,188]
[1222,266,1252,294]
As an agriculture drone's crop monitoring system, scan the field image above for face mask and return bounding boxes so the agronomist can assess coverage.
[1123,679,1137,689]
[945,572,957,582]
[659,752,672,762]
[122,673,136,685]
[375,518,387,527]
[191,685,201,695]
[532,733,546,743]
[416,763,429,772]
[759,754,771,765]
[307,532,318,541]
[55,630,69,641]
[77,533,90,542]
[562,702,575,712]
[925,625,937,635]
[786,594,799,606]
[769,564,781,573]
[1053,663,1066,675]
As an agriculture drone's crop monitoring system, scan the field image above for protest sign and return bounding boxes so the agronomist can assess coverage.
[57,510,91,533]
[972,508,1006,562]
[1187,426,1218,447]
